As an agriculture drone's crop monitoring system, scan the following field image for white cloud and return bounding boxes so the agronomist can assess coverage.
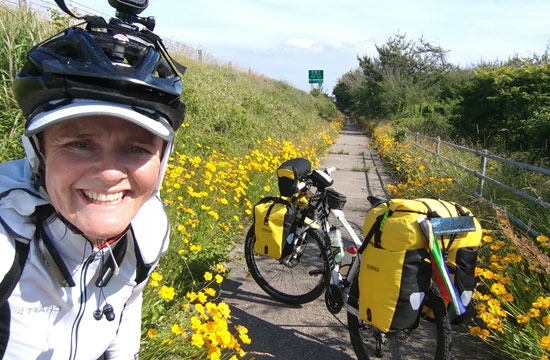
[284,38,323,52]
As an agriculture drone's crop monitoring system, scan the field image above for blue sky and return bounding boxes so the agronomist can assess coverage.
[93,0,550,93]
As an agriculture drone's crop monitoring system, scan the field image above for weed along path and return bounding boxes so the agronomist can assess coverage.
[219,125,500,360]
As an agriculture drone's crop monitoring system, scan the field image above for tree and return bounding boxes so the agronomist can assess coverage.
[354,32,454,117]
[332,69,364,114]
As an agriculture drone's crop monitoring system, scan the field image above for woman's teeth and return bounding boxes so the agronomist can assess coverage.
[82,190,124,204]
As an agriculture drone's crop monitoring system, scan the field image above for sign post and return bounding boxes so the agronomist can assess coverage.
[308,70,324,85]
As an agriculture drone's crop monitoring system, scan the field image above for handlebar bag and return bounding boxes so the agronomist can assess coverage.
[253,196,297,259]
[277,158,311,197]
[357,198,482,332]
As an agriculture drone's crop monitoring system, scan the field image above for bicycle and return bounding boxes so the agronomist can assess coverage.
[244,158,452,359]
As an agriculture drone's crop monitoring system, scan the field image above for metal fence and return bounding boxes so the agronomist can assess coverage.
[401,129,549,237]
[2,0,247,70]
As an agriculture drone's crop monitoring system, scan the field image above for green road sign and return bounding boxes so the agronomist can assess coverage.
[308,70,323,84]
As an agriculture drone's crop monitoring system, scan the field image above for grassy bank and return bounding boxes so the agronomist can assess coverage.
[370,124,550,360]
[0,4,342,359]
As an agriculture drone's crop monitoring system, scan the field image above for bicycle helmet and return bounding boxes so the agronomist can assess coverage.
[15,16,185,138]
[15,14,186,195]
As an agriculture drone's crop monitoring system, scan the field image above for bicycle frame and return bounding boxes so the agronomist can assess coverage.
[295,184,364,317]
[330,209,363,314]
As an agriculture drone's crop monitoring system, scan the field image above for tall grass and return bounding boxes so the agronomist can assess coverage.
[175,57,332,157]
[0,5,342,359]
[402,130,550,237]
[0,4,53,161]
[371,124,550,360]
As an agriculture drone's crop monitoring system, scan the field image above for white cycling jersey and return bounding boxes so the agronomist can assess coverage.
[0,159,170,360]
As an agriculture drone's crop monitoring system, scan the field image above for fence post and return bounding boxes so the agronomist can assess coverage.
[436,136,441,156]
[477,150,488,197]
[198,49,203,63]
[415,132,419,144]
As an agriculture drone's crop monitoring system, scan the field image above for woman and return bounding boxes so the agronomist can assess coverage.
[0,12,185,359]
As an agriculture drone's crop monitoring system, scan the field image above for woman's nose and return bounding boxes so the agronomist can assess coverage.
[93,151,128,184]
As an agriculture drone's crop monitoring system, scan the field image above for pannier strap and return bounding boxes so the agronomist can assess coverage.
[359,208,392,253]
[263,202,278,225]
[418,200,441,218]
[262,197,289,225]
[454,203,470,216]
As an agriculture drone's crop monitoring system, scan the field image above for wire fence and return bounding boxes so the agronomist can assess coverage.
[2,0,249,71]
[400,129,550,237]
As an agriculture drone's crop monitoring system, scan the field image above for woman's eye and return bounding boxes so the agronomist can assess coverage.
[129,146,149,154]
[68,141,89,149]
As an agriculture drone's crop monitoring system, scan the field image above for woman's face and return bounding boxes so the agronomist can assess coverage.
[42,116,164,242]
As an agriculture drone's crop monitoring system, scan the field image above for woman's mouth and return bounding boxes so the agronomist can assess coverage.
[82,190,126,205]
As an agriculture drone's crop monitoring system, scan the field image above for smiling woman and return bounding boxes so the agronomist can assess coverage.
[0,2,187,359]
[42,116,164,244]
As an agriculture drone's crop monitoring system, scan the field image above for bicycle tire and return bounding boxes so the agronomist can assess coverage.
[244,227,327,305]
[347,279,452,360]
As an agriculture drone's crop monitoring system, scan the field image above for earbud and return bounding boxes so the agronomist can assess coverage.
[103,304,115,322]
[93,304,115,321]
[93,308,103,320]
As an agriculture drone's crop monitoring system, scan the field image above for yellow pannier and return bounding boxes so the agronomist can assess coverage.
[358,198,482,332]
[253,197,297,259]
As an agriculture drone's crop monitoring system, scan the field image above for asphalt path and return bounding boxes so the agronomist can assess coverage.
[220,124,503,359]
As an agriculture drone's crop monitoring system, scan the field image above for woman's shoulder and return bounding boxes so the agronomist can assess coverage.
[130,195,170,265]
[0,159,37,195]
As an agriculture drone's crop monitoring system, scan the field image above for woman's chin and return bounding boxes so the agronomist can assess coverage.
[80,220,131,243]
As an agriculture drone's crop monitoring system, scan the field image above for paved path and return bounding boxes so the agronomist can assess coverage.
[220,125,501,359]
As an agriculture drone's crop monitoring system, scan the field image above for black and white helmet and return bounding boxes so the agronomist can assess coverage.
[14,8,186,193]
[15,17,186,139]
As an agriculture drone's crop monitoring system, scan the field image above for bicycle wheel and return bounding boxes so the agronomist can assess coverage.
[347,279,452,360]
[244,227,327,305]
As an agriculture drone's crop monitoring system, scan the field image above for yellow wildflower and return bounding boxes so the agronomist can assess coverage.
[197,292,207,304]
[190,244,202,252]
[533,296,550,309]
[516,315,529,324]
[191,333,205,348]
[528,308,540,318]
[171,324,184,336]
[490,283,507,296]
[204,287,216,297]
[147,328,157,338]
[216,263,226,272]
[150,272,163,281]
[186,291,198,302]
[542,335,550,351]
[158,286,175,301]
[217,302,231,318]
